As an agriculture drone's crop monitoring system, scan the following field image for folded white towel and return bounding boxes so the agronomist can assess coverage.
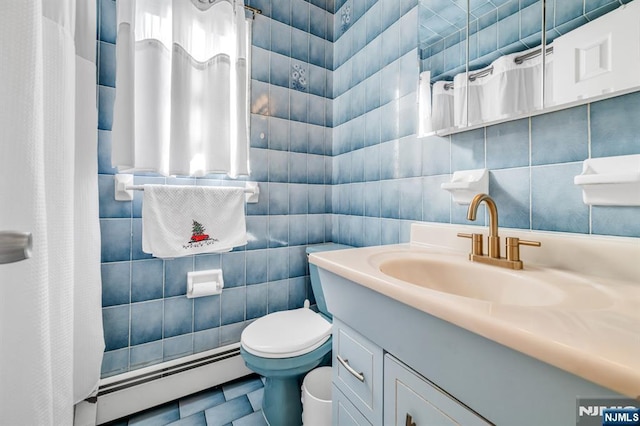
[142,185,247,258]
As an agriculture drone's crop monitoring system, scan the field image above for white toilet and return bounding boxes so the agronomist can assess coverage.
[240,243,350,426]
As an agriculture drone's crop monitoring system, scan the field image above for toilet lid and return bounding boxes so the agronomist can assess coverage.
[241,308,332,359]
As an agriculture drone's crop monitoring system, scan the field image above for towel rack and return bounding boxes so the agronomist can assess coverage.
[124,185,256,194]
[114,174,260,203]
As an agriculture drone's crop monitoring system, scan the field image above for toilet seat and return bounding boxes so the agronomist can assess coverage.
[241,308,332,359]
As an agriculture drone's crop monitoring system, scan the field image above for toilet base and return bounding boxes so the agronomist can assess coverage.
[263,374,305,426]
[240,340,332,426]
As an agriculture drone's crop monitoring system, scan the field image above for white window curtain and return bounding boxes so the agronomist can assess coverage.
[453,70,484,128]
[112,0,251,178]
[430,80,455,132]
[418,74,457,134]
[449,45,555,127]
[0,1,104,423]
[480,46,554,122]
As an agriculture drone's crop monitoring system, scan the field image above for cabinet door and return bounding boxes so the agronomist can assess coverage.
[333,319,383,425]
[333,385,373,426]
[384,355,493,426]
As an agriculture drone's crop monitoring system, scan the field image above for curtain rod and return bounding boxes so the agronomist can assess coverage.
[196,1,262,16]
[244,5,262,15]
[514,45,553,64]
[443,46,554,90]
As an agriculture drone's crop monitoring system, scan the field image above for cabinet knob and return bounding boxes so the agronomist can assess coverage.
[406,413,416,426]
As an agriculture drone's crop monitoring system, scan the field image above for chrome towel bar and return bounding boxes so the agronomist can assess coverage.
[114,174,260,203]
[124,185,256,194]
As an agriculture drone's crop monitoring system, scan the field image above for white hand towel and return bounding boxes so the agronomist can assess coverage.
[142,185,247,258]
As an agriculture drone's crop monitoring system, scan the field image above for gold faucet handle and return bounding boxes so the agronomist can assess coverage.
[506,237,541,262]
[457,232,484,256]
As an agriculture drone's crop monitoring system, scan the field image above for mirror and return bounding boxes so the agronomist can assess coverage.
[418,0,640,135]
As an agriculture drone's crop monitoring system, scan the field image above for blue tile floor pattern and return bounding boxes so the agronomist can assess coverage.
[104,375,267,426]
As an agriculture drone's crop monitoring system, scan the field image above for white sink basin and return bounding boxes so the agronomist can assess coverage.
[374,251,612,309]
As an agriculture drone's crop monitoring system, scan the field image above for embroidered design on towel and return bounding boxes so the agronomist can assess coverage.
[184,219,219,249]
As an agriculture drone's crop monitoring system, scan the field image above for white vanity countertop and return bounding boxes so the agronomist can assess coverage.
[308,223,640,399]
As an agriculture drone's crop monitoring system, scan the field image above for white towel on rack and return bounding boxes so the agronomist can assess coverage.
[142,185,247,258]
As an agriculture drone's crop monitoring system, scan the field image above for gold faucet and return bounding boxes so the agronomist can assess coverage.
[458,193,540,270]
[468,193,501,259]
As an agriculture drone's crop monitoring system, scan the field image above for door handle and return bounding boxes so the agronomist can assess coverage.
[0,231,32,264]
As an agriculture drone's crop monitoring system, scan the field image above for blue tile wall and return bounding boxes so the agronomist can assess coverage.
[194,295,221,331]
[485,118,529,169]
[98,0,334,378]
[531,106,588,165]
[130,341,163,370]
[531,163,589,233]
[130,300,163,346]
[101,262,131,307]
[131,259,163,303]
[489,168,531,230]
[99,0,640,378]
[331,0,640,250]
[590,91,640,158]
[102,305,130,351]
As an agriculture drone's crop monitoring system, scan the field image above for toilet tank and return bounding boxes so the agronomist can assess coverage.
[306,243,351,320]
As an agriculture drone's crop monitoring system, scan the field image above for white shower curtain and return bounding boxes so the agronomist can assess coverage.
[112,0,251,178]
[0,1,104,424]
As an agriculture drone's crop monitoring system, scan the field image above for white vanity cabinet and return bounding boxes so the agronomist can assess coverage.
[384,355,492,426]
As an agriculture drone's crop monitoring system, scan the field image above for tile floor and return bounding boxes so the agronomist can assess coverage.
[104,375,267,426]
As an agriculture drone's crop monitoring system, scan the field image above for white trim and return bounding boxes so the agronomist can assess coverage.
[96,343,251,425]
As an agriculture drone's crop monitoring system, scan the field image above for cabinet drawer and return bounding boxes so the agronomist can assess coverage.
[333,385,373,426]
[384,355,493,426]
[333,319,383,425]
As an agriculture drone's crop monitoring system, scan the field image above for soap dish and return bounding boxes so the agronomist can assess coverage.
[574,154,640,206]
[441,168,489,205]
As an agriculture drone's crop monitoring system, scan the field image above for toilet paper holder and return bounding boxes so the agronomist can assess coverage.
[187,269,224,298]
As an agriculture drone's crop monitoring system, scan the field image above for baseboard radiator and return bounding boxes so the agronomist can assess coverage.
[94,343,251,425]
